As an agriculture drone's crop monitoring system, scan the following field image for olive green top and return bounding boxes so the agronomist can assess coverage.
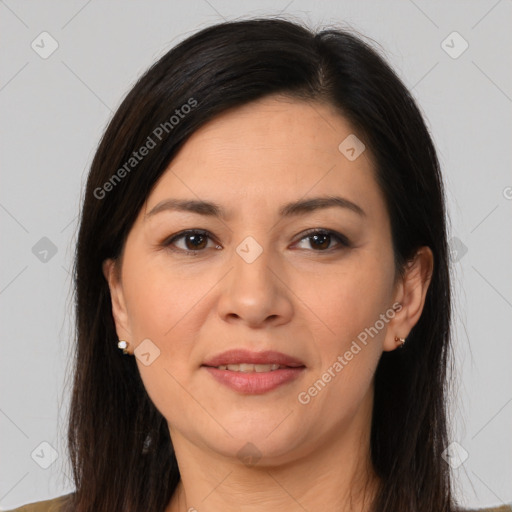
[4,494,72,512]
[4,494,512,511]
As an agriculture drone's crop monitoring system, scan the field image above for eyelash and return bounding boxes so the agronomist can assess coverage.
[163,228,350,256]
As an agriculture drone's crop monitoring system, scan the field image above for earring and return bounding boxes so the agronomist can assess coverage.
[394,336,405,348]
[117,340,130,354]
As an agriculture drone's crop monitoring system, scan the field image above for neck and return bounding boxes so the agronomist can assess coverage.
[166,387,379,512]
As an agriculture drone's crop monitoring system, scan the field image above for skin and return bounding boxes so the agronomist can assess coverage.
[104,95,433,512]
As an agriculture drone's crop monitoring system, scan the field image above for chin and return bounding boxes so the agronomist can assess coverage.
[196,417,310,467]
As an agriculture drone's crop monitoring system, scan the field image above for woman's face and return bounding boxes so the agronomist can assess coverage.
[105,95,411,466]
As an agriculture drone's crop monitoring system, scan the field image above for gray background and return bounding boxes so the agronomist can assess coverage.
[1,0,511,509]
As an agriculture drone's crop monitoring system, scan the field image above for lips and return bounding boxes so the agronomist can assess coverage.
[202,349,306,394]
[202,349,305,368]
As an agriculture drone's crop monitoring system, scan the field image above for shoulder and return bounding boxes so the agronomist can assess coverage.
[2,493,73,512]
[458,505,512,512]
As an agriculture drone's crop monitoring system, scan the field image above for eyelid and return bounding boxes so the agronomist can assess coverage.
[293,228,351,250]
[163,229,220,255]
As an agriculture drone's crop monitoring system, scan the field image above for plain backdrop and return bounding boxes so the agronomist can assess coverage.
[1,0,511,509]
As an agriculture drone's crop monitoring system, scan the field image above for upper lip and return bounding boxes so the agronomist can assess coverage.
[202,349,305,368]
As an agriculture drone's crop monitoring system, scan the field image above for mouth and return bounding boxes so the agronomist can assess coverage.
[202,349,305,368]
[202,349,306,394]
[211,363,291,372]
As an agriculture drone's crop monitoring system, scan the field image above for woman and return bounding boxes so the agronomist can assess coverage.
[8,17,511,512]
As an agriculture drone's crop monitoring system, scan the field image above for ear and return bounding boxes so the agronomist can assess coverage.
[102,258,133,352]
[383,246,434,352]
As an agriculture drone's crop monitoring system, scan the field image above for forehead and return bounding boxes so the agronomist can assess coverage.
[144,95,385,222]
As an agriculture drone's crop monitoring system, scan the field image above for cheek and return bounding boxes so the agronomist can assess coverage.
[293,253,395,415]
[296,265,389,417]
[122,254,201,342]
[300,254,395,350]
[122,261,202,421]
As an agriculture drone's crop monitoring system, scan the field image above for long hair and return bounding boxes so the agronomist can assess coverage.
[68,17,454,511]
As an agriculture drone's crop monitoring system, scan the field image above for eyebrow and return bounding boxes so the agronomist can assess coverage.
[146,195,366,220]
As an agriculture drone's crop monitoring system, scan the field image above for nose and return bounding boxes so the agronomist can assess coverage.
[216,243,294,328]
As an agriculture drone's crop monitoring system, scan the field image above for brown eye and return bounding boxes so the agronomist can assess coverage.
[309,233,331,250]
[295,229,350,252]
[165,230,220,254]
[183,233,208,250]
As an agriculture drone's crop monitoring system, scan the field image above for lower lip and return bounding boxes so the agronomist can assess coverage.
[202,366,305,394]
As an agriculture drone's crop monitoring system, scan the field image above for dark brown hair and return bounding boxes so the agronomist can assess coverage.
[68,17,454,511]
